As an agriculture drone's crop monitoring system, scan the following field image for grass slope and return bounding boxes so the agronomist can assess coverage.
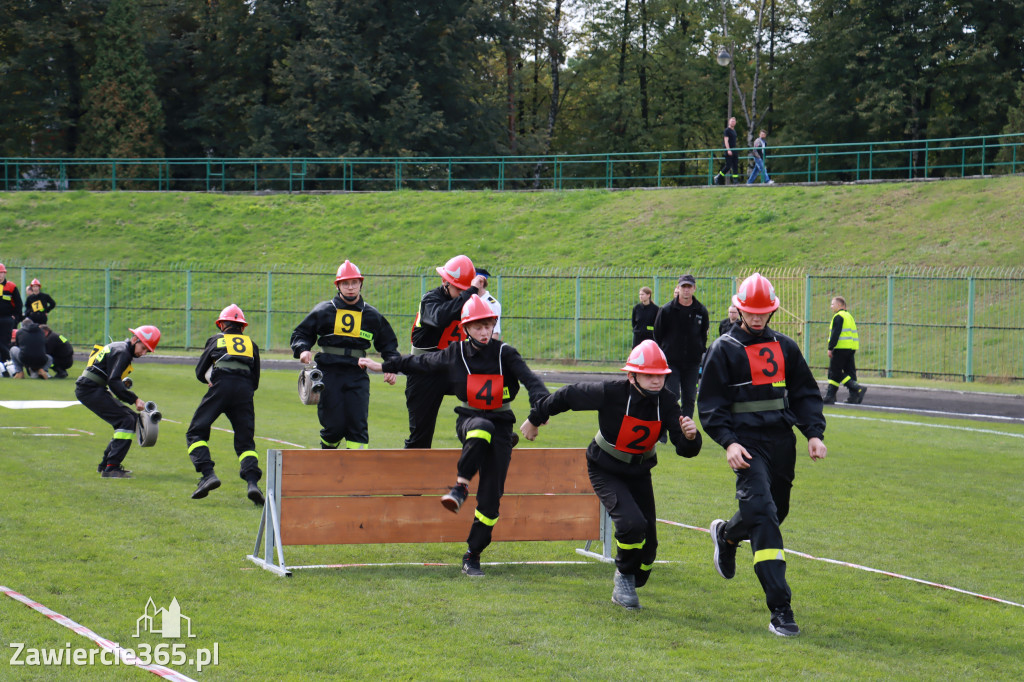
[1,176,1023,271]
[2,365,1023,679]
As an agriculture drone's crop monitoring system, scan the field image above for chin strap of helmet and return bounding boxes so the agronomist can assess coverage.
[740,310,774,337]
[628,372,660,400]
[467,336,488,351]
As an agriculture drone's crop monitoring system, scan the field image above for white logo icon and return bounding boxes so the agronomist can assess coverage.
[447,267,461,280]
[133,597,195,639]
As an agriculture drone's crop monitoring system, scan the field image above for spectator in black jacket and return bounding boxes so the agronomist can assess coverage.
[718,305,740,337]
[653,274,709,418]
[11,319,51,379]
[41,325,74,378]
[631,286,658,347]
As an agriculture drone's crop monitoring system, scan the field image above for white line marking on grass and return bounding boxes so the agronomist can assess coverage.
[160,420,305,448]
[0,400,82,409]
[1,426,33,429]
[69,427,95,435]
[833,403,1024,423]
[15,433,80,437]
[656,519,1024,610]
[0,585,198,681]
[828,413,1024,439]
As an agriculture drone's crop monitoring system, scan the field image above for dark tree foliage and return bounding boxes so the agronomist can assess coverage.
[77,0,165,161]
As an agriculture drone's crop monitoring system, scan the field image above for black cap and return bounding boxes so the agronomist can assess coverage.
[678,274,696,286]
[475,268,491,278]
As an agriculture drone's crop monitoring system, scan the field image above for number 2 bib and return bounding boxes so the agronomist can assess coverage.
[614,414,662,454]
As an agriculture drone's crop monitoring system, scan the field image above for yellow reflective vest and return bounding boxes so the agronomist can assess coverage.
[830,310,859,350]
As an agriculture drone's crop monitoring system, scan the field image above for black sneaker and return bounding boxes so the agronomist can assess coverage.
[247,480,265,506]
[101,465,133,479]
[441,483,469,513]
[461,551,484,577]
[769,608,800,637]
[710,519,736,579]
[191,472,221,499]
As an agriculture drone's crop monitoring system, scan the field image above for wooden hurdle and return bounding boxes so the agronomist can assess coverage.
[247,448,613,576]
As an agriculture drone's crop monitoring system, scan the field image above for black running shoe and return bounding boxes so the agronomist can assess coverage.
[769,608,800,637]
[710,519,736,579]
[247,480,265,506]
[101,465,133,479]
[611,570,641,610]
[441,483,469,513]
[461,551,484,577]
[191,472,221,499]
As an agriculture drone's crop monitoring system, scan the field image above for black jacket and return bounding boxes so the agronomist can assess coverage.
[528,380,702,471]
[24,292,56,323]
[654,296,710,365]
[196,331,261,390]
[14,321,48,369]
[290,295,400,368]
[409,285,480,351]
[698,324,826,450]
[79,340,138,404]
[1,280,22,320]
[383,339,548,424]
[631,302,658,341]
[45,331,74,369]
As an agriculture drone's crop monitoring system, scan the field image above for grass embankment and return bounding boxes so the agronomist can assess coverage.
[1,366,1023,679]
[1,176,1023,271]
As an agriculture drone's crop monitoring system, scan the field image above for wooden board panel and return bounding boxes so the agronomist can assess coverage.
[280,494,601,546]
[278,448,592,496]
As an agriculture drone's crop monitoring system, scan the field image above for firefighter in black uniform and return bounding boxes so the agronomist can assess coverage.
[520,339,701,610]
[361,295,549,577]
[697,273,827,637]
[24,278,57,324]
[291,260,401,449]
[187,304,265,505]
[41,325,74,378]
[0,263,23,366]
[824,295,866,404]
[74,326,161,478]
[403,254,487,448]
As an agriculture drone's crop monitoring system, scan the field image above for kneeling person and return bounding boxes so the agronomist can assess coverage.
[74,326,160,478]
[520,340,702,610]
[360,295,549,577]
[187,305,264,505]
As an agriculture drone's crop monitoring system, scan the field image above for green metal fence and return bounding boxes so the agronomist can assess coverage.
[3,133,1023,192]
[6,264,1024,382]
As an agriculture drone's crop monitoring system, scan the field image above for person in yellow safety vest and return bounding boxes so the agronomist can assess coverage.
[824,296,866,404]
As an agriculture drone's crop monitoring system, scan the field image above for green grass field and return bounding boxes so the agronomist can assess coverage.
[2,364,1022,680]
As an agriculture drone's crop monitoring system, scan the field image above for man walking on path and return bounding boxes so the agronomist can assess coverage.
[716,117,739,185]
[746,129,773,185]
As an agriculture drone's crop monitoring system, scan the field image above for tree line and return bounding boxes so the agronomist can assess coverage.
[2,0,1022,165]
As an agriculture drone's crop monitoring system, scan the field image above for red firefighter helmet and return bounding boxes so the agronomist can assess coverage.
[129,325,161,352]
[732,273,780,314]
[621,340,672,375]
[436,255,475,290]
[30,278,41,287]
[216,304,248,329]
[461,294,497,327]
[334,260,364,284]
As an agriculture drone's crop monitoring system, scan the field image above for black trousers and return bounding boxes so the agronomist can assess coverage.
[828,348,858,392]
[186,374,260,481]
[587,451,658,587]
[720,152,739,180]
[455,414,515,556]
[74,380,136,467]
[720,427,796,612]
[667,361,700,419]
[317,364,371,448]
[0,316,14,362]
[404,372,447,449]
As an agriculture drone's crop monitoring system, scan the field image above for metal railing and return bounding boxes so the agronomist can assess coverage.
[3,133,1022,192]
[5,264,1023,382]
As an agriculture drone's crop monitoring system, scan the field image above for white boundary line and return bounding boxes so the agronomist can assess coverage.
[827,412,1024,439]
[162,419,306,449]
[656,519,1024,610]
[1,585,198,681]
[836,403,1024,423]
[277,559,676,571]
